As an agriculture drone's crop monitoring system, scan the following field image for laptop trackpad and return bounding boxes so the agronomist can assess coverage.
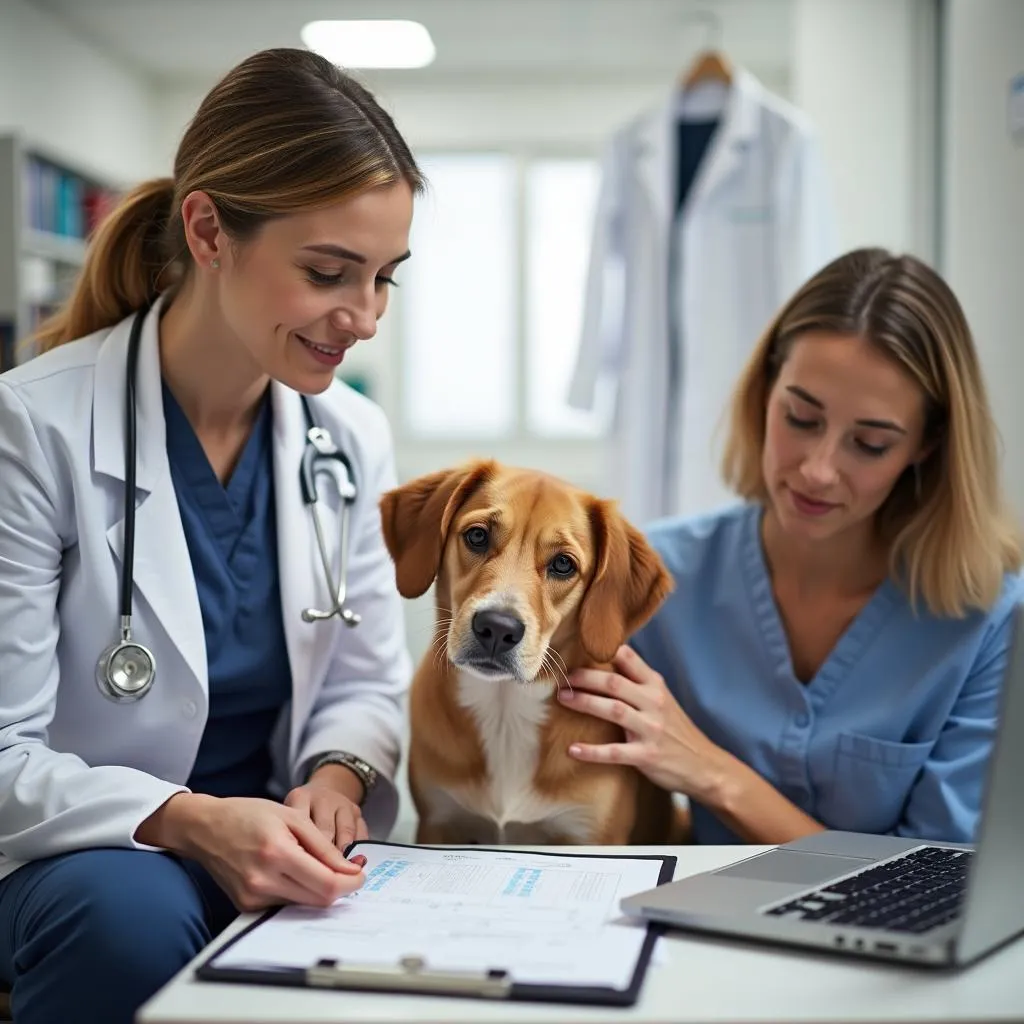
[714,850,871,885]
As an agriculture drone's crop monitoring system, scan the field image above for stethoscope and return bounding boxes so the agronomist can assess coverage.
[96,306,361,704]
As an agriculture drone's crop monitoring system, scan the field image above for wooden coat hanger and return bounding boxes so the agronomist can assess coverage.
[677,10,733,90]
[681,48,733,89]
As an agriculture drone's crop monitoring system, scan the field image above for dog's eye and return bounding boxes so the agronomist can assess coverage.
[463,526,489,553]
[548,554,577,578]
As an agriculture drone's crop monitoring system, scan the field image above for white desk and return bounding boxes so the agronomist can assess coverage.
[137,845,1024,1024]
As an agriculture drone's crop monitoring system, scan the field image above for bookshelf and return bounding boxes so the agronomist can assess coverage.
[0,134,121,371]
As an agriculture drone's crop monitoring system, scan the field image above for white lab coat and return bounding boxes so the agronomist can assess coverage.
[569,69,840,525]
[0,301,411,885]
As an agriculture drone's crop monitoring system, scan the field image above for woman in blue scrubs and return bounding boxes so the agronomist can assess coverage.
[562,248,1024,846]
[0,48,421,1024]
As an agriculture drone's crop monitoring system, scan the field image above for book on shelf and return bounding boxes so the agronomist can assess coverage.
[22,153,119,242]
[0,137,123,373]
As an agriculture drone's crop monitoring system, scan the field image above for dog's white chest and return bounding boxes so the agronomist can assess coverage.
[450,672,588,840]
[456,672,551,814]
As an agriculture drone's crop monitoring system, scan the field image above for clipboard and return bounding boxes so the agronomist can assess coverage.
[194,840,676,1007]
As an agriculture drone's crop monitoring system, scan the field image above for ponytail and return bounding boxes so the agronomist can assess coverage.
[33,177,178,353]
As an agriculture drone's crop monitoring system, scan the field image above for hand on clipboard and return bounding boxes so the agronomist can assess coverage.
[195,840,676,1006]
[147,794,368,912]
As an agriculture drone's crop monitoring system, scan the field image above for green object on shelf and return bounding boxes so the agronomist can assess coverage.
[339,372,372,399]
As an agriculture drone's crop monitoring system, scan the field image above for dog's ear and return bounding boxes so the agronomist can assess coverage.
[379,461,495,598]
[577,500,674,664]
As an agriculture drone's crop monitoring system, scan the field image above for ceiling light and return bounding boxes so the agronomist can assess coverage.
[301,20,436,69]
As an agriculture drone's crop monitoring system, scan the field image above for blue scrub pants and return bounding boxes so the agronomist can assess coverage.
[0,848,238,1024]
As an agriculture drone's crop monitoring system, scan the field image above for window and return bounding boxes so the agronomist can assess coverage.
[400,152,603,439]
[525,159,602,437]
[402,153,517,438]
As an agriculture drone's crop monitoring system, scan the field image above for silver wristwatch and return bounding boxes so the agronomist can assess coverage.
[306,751,379,804]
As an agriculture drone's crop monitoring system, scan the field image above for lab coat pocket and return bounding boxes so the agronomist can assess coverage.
[826,731,934,834]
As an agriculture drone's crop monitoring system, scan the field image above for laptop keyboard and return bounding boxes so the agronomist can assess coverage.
[762,846,972,934]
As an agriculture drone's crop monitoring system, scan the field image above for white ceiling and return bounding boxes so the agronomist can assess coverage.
[25,0,793,88]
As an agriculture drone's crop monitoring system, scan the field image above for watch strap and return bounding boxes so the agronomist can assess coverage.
[305,751,379,804]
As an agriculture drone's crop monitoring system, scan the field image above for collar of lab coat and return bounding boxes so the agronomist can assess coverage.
[89,299,331,708]
[637,67,765,228]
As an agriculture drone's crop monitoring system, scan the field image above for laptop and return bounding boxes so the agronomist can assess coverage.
[621,605,1024,968]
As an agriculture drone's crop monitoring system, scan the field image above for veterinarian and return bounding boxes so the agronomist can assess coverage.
[0,48,420,1024]
[562,248,1024,848]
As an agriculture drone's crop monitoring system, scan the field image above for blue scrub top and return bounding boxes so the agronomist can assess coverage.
[162,382,292,799]
[631,503,1024,845]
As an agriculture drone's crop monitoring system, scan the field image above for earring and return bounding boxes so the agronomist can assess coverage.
[210,258,220,269]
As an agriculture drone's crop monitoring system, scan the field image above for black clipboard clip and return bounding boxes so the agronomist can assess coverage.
[305,955,513,998]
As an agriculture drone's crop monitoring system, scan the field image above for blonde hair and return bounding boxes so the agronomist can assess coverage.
[722,247,1022,618]
[33,48,424,352]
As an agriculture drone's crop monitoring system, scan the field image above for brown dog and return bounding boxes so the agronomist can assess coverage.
[380,459,684,846]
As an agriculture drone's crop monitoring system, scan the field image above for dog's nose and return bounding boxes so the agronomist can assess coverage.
[471,610,525,658]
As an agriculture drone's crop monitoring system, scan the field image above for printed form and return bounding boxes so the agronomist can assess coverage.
[209,841,667,990]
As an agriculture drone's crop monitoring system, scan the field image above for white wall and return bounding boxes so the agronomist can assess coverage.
[941,0,1024,518]
[790,0,938,260]
[154,74,704,168]
[0,0,158,185]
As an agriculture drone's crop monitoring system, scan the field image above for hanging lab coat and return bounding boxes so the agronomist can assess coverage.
[0,301,411,885]
[569,69,840,525]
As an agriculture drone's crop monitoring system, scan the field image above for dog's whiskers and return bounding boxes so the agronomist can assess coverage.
[549,648,573,695]
[413,618,451,643]
[543,649,573,696]
[429,627,452,672]
[412,616,451,673]
[431,616,453,636]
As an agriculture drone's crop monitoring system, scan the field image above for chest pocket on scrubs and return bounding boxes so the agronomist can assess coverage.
[825,731,934,834]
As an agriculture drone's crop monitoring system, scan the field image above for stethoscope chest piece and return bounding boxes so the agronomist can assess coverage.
[97,631,157,703]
